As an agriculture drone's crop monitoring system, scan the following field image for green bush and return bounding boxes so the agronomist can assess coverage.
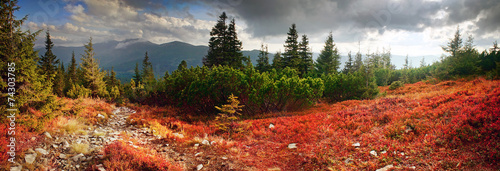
[322,71,379,102]
[67,84,91,99]
[389,81,404,90]
[163,66,324,115]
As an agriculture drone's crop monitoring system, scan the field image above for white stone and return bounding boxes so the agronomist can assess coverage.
[194,144,199,147]
[197,164,203,170]
[269,123,275,129]
[35,148,49,155]
[97,164,106,171]
[10,165,22,171]
[59,154,67,159]
[44,132,52,139]
[25,153,37,164]
[352,142,360,147]
[376,164,394,171]
[288,143,297,149]
[201,140,210,145]
[221,157,228,160]
[381,151,387,154]
[172,133,184,139]
[71,153,84,162]
[97,114,105,119]
[195,152,203,157]
[370,150,378,157]
[52,144,58,148]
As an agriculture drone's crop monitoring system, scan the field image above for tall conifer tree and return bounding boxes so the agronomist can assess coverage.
[80,37,107,97]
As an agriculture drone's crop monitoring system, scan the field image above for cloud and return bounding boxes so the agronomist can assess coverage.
[195,0,498,45]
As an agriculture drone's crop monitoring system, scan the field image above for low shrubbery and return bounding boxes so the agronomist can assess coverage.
[163,66,324,115]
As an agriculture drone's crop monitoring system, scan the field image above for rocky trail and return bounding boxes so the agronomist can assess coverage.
[9,106,236,171]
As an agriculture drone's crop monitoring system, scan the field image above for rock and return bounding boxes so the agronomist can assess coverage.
[52,144,58,148]
[352,142,360,147]
[344,158,353,164]
[59,154,67,159]
[370,150,378,157]
[96,164,106,171]
[76,165,80,169]
[405,126,413,133]
[194,143,199,147]
[35,148,49,155]
[376,164,394,171]
[197,164,203,170]
[63,141,70,148]
[221,156,228,160]
[381,150,387,154]
[269,123,275,129]
[288,143,297,149]
[71,153,84,162]
[44,132,52,139]
[409,166,416,169]
[201,140,210,145]
[97,113,106,119]
[25,153,37,164]
[172,133,184,138]
[195,152,203,157]
[31,137,36,141]
[10,165,22,171]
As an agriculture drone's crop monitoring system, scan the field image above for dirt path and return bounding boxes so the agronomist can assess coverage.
[9,106,236,171]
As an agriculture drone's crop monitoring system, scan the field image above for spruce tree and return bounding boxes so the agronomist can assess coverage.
[315,32,340,75]
[67,51,77,82]
[133,62,141,84]
[38,30,59,81]
[177,60,187,71]
[353,51,363,72]
[299,34,313,76]
[80,37,107,97]
[1,0,52,111]
[227,18,244,68]
[272,51,283,70]
[204,12,228,67]
[53,63,65,96]
[343,51,354,73]
[442,26,463,58]
[256,43,270,72]
[283,24,300,70]
[141,51,155,85]
[203,12,243,68]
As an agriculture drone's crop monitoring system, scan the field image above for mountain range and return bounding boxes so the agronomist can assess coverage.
[37,39,438,82]
[37,39,262,82]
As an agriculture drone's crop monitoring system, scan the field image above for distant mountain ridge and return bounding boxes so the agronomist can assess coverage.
[37,39,262,82]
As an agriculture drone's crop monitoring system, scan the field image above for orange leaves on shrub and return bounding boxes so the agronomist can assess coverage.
[101,141,182,171]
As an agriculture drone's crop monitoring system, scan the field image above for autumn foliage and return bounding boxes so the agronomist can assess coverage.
[100,141,182,171]
[127,77,499,170]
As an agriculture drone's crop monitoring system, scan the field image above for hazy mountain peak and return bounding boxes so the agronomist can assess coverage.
[115,39,150,49]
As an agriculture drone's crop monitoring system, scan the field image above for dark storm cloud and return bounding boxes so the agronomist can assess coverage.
[193,0,499,40]
[442,0,500,34]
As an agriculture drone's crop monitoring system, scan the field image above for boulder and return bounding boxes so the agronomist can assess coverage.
[376,164,394,171]
[288,143,297,149]
[25,153,37,164]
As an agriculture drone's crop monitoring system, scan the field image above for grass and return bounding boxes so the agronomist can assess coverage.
[55,116,87,135]
[71,143,90,154]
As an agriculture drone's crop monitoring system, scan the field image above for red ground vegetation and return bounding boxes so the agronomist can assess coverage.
[129,78,499,170]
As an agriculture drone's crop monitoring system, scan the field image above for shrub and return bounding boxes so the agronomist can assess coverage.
[163,66,324,115]
[102,141,182,171]
[66,84,91,99]
[322,72,376,102]
[214,94,244,137]
[389,81,404,90]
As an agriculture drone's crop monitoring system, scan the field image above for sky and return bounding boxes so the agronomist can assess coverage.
[16,0,500,66]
